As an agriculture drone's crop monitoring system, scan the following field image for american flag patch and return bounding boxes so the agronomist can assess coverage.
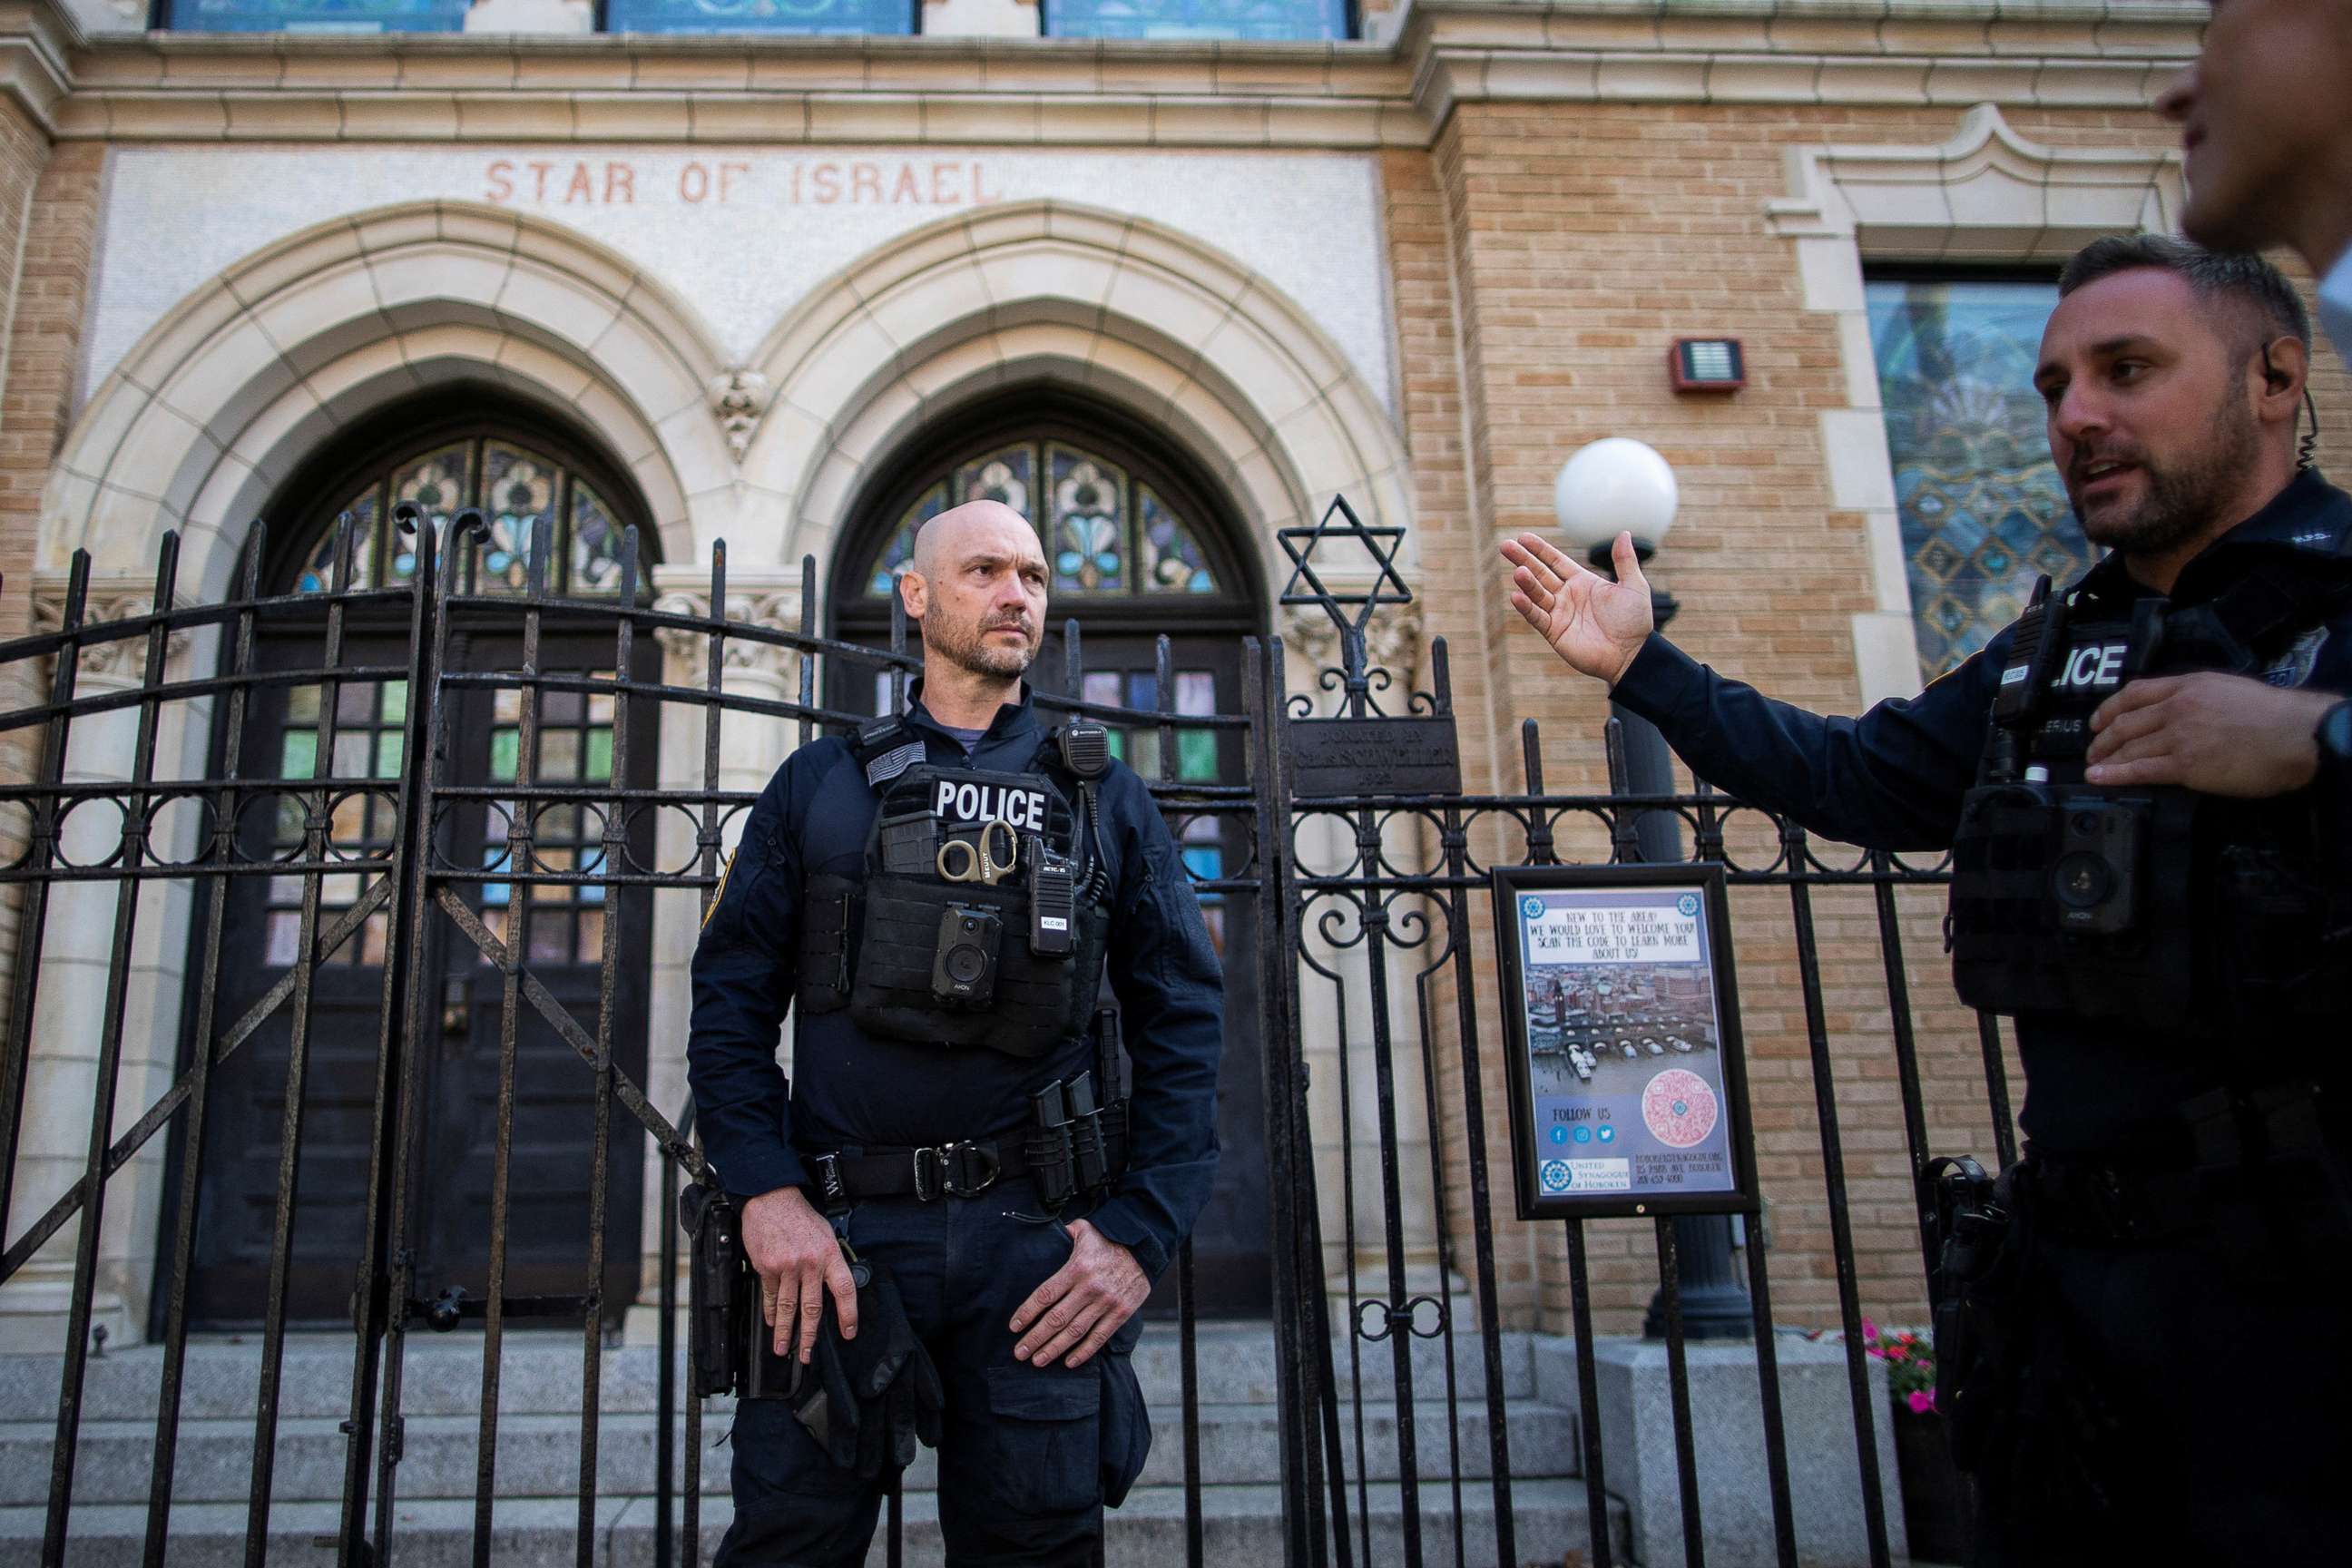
[865,741,926,786]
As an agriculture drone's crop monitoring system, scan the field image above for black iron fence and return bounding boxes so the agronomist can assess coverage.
[0,501,2012,1568]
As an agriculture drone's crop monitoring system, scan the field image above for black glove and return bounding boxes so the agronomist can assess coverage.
[787,1250,945,1479]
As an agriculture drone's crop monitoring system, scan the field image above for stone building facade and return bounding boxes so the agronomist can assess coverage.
[0,0,2329,1362]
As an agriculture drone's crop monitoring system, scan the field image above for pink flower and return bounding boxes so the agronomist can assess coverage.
[1861,1316,1879,1343]
[1906,1389,1934,1416]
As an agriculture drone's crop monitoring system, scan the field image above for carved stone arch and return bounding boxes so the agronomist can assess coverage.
[43,201,730,598]
[1766,104,2183,706]
[734,199,1416,610]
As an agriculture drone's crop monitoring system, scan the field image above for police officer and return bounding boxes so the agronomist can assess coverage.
[688,499,1224,1564]
[1502,237,2352,1563]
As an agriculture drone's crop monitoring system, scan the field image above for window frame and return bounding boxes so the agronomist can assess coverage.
[1035,0,1355,43]
[152,0,925,36]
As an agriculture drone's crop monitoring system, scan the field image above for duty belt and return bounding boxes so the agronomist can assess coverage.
[805,1140,1034,1205]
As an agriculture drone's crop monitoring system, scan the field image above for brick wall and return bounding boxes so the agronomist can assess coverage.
[1413,100,2352,1338]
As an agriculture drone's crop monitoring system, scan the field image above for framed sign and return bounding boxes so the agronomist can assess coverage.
[1490,864,1759,1220]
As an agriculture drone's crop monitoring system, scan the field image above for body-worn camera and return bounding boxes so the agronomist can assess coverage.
[933,903,1002,1006]
[2051,798,2144,936]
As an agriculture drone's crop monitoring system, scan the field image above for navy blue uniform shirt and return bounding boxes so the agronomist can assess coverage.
[686,681,1224,1281]
[1612,469,2352,1154]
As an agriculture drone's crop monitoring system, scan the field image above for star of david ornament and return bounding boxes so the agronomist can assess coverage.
[1277,495,1413,635]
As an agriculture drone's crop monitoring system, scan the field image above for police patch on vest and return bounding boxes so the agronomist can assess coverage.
[2050,640,2129,692]
[932,777,1052,832]
[2262,626,2328,689]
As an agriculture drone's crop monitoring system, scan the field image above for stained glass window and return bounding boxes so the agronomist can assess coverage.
[163,0,467,33]
[165,0,909,31]
[860,437,1228,604]
[480,676,619,965]
[1867,278,2088,681]
[1046,0,1348,42]
[287,432,649,598]
[603,0,915,33]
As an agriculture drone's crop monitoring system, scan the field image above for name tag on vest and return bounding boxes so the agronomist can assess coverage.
[2051,641,2128,691]
[935,779,1051,831]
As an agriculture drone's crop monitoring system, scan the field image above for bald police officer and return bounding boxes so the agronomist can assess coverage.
[688,501,1224,1565]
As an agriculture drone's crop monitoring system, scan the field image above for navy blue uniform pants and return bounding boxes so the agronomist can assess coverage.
[1968,1173,2352,1565]
[716,1194,1150,1568]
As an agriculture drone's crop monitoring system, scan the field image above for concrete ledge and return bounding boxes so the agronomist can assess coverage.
[1592,1332,1905,1568]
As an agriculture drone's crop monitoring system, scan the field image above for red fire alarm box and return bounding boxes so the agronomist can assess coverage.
[1671,338,1745,393]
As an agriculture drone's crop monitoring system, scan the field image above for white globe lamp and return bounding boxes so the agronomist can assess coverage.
[1552,436,1679,557]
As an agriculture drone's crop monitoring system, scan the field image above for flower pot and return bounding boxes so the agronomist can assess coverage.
[1891,1401,1971,1563]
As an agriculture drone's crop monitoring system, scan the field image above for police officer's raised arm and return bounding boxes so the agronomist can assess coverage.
[1501,530,1993,851]
[1087,770,1226,1284]
[688,759,858,1364]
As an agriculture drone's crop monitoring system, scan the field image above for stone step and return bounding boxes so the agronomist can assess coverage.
[0,1478,1624,1568]
[0,1322,1533,1425]
[0,1396,1577,1507]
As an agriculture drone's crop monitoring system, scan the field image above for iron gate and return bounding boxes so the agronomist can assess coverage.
[0,501,2009,1568]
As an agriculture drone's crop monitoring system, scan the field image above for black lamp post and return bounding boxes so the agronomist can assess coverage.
[1553,438,1752,1343]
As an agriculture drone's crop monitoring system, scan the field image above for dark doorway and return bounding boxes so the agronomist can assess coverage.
[830,393,1271,1316]
[175,399,662,1328]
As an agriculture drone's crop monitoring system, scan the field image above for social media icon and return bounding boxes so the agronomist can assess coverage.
[1597,1125,1617,1143]
[1573,1125,1592,1144]
[1549,1124,1569,1145]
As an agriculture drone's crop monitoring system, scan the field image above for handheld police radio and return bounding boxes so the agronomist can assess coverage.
[1028,838,1076,956]
[1986,574,2069,782]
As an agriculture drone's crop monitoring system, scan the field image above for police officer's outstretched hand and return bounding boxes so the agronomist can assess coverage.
[1500,530,1656,688]
[742,1185,859,1364]
[1008,1218,1151,1369]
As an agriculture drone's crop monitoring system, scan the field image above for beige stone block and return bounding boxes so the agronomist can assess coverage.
[1876,18,1994,55]
[1819,408,1896,513]
[589,311,705,425]
[1542,15,1663,51]
[690,95,805,142]
[513,50,635,92]
[395,50,519,90]
[1921,61,2038,103]
[1040,202,1130,256]
[1082,333,1190,407]
[978,41,1082,94]
[748,50,872,92]
[250,263,391,368]
[985,319,1098,377]
[865,261,994,351]
[368,245,515,318]
[437,204,524,254]
[1096,54,1218,97]
[220,93,342,139]
[1592,54,1711,101]
[491,333,597,406]
[2095,20,2201,58]
[152,51,284,91]
[797,446,866,536]
[1374,103,1425,146]
[1271,399,1367,501]
[575,93,693,140]
[1706,58,1821,103]
[1149,99,1268,146]
[1163,372,1269,470]
[2033,60,2161,106]
[185,448,269,544]
[50,95,111,138]
[806,94,924,142]
[1985,19,2102,58]
[654,401,737,498]
[824,376,925,472]
[456,93,575,141]
[740,395,830,495]
[336,93,461,141]
[1268,100,1383,149]
[1812,60,1932,105]
[494,257,625,350]
[922,94,1037,144]
[1103,262,1233,359]
[1200,311,1318,426]
[1661,16,1774,52]
[1237,280,1349,395]
[1032,98,1152,146]
[573,376,662,469]
[214,379,328,494]
[1229,443,1297,528]
[863,51,984,94]
[978,243,1118,318]
[632,53,755,91]
[784,310,901,435]
[897,331,1010,406]
[1212,54,1334,96]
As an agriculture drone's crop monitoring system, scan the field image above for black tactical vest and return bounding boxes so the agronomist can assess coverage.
[1949,545,2352,1029]
[795,719,1113,1059]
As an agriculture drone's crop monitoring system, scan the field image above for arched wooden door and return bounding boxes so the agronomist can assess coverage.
[831,396,1272,1317]
[173,397,662,1328]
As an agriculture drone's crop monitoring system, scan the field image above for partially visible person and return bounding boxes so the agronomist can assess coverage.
[1502,236,2352,1563]
[2158,0,2352,359]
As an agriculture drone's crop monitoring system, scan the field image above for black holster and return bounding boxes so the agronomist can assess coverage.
[1924,1154,2023,1475]
[679,1182,745,1400]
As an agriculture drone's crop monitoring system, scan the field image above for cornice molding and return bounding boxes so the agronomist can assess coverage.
[0,0,2203,148]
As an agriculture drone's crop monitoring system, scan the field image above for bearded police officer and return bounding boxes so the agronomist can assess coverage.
[687,499,1223,1564]
[1502,237,2352,1563]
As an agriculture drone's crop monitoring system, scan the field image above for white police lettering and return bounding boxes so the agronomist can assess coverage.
[2053,643,2127,691]
[934,779,1049,831]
